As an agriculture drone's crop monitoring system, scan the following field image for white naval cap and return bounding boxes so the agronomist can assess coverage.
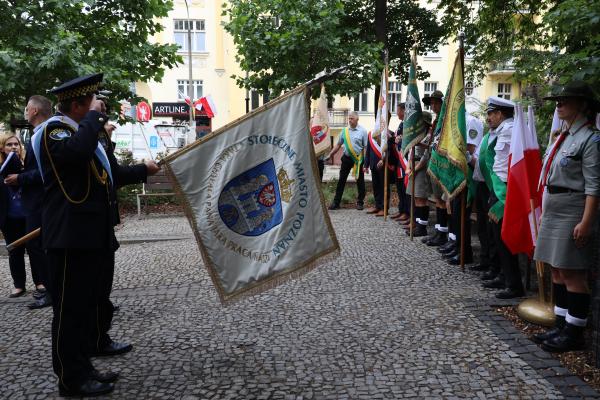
[485,96,515,112]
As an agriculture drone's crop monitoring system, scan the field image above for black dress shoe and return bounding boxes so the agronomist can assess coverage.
[33,288,47,299]
[541,324,585,353]
[8,289,26,298]
[438,240,455,253]
[90,368,120,383]
[28,294,52,309]
[59,379,114,397]
[328,204,340,210]
[483,277,504,289]
[90,341,133,357]
[481,271,498,281]
[532,327,563,344]
[469,264,489,272]
[427,233,447,247]
[356,204,364,211]
[409,224,428,237]
[442,249,459,260]
[495,288,525,299]
[447,253,474,265]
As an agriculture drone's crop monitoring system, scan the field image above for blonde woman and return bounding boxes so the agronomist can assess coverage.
[0,134,44,297]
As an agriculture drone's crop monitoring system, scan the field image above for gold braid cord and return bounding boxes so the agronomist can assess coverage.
[43,125,91,204]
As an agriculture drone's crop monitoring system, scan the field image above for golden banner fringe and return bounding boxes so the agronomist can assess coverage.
[426,168,467,201]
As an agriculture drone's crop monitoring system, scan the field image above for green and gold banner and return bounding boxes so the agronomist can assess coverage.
[428,52,468,200]
[401,52,425,157]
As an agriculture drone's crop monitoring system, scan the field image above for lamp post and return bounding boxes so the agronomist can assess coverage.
[184,0,194,142]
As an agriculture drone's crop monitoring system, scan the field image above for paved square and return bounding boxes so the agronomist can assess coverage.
[0,211,577,398]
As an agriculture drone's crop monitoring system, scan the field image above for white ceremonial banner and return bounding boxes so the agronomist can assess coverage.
[310,83,332,157]
[163,86,339,303]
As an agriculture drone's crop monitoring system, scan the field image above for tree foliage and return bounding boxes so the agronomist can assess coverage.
[436,0,600,92]
[0,0,181,122]
[223,0,447,97]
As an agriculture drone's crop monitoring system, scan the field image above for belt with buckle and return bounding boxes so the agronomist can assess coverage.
[547,186,583,194]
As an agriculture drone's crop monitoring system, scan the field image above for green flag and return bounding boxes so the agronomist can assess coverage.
[401,53,425,157]
[427,52,470,200]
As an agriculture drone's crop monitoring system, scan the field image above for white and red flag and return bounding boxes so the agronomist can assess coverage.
[194,95,217,118]
[501,104,542,256]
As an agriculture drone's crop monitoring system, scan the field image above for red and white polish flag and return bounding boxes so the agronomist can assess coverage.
[501,104,543,256]
[194,95,217,118]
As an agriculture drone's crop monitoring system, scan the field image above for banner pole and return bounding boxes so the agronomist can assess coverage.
[384,153,389,221]
[460,189,466,271]
[410,150,415,241]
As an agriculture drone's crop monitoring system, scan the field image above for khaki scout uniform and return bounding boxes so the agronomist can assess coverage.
[535,118,600,269]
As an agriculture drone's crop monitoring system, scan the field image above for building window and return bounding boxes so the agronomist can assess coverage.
[423,82,438,110]
[353,92,368,112]
[177,80,203,100]
[465,81,474,96]
[497,83,512,100]
[250,89,270,110]
[174,19,206,52]
[388,81,402,113]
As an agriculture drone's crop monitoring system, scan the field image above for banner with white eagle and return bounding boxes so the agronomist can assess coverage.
[162,86,339,303]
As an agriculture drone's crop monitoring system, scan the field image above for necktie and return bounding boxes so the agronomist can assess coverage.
[541,131,568,187]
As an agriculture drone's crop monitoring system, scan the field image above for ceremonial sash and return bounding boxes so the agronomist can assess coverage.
[32,114,113,184]
[342,128,364,179]
[368,131,382,159]
[479,134,506,222]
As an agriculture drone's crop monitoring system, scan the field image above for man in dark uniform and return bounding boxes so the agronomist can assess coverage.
[31,73,121,396]
[88,94,160,356]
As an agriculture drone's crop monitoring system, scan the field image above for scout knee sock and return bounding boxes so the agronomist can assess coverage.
[567,291,590,328]
[553,283,567,328]
[416,206,429,225]
[436,208,448,231]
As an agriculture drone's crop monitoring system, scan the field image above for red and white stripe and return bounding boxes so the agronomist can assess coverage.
[501,104,542,256]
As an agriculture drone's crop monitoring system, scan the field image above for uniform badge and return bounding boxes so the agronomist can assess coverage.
[48,129,72,141]
[560,157,569,167]
[218,158,283,237]
[468,129,478,139]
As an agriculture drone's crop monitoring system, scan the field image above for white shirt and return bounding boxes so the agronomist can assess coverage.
[491,118,514,182]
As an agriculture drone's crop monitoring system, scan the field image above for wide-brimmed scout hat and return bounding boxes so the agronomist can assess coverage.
[48,73,104,102]
[543,81,600,112]
[422,90,443,106]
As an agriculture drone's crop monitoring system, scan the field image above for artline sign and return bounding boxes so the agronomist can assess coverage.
[152,102,190,117]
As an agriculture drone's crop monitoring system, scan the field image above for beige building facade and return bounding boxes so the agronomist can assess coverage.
[137,1,518,138]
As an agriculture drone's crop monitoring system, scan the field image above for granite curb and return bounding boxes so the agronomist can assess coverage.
[465,297,600,399]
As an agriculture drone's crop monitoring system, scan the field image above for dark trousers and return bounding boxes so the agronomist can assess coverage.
[3,217,43,289]
[371,166,384,210]
[333,154,365,206]
[491,218,523,291]
[318,159,325,182]
[25,213,49,289]
[475,183,493,267]
[89,252,116,351]
[47,249,104,387]
[451,193,472,254]
[396,175,410,214]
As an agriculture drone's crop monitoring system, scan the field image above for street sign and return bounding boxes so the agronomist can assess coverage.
[137,101,151,122]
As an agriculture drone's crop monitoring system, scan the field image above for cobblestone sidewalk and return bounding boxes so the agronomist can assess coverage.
[0,211,596,399]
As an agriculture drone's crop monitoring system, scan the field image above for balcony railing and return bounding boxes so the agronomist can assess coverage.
[328,108,349,127]
[489,60,516,74]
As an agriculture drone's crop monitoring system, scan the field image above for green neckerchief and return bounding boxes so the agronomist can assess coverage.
[478,133,507,222]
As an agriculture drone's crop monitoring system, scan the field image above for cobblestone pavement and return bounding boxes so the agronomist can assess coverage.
[0,211,591,399]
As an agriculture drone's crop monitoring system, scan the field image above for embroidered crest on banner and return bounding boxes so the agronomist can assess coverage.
[218,158,283,237]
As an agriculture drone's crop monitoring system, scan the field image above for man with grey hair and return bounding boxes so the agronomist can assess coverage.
[326,111,368,210]
[4,95,54,309]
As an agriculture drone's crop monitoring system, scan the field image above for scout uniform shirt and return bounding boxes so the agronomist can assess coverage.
[544,117,600,196]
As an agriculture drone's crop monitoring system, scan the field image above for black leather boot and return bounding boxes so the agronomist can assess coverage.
[541,323,585,353]
[428,231,448,247]
[422,230,439,244]
[438,241,456,254]
[532,315,565,344]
